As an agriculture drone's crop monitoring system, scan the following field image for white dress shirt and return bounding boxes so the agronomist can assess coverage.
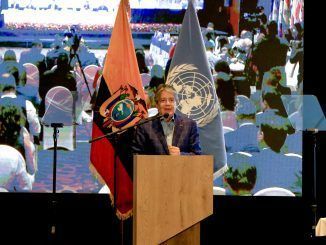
[0,145,33,191]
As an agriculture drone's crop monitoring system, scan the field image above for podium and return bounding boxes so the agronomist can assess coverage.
[133,155,213,244]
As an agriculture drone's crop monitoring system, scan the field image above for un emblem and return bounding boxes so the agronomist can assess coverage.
[167,64,219,127]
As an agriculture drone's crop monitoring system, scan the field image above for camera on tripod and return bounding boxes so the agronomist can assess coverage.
[242,6,265,32]
[290,40,303,49]
[71,34,82,53]
[64,25,82,54]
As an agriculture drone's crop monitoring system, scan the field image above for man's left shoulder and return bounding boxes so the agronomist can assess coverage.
[176,113,196,125]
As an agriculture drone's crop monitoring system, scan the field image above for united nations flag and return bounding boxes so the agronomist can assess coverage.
[166,0,227,176]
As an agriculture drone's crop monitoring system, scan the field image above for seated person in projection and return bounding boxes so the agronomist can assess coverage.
[205,40,218,74]
[0,145,34,191]
[46,37,69,70]
[39,53,77,117]
[0,105,37,190]
[77,43,100,68]
[19,40,47,76]
[214,61,237,129]
[0,73,41,142]
[259,87,294,122]
[225,95,259,153]
[251,110,301,195]
[132,84,201,155]
[224,160,257,196]
[144,64,165,109]
[136,48,149,74]
[262,67,291,96]
[0,50,27,87]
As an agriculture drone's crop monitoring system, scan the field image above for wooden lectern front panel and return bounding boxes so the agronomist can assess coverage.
[133,155,213,245]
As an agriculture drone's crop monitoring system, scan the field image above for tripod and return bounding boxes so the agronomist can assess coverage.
[69,34,92,99]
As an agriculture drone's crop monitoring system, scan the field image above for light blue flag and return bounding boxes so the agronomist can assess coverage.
[166,0,227,176]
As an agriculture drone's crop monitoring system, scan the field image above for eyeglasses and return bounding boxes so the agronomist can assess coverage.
[159,98,175,104]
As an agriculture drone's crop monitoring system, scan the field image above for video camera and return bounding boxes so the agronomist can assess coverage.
[290,40,303,49]
[64,25,82,53]
[242,6,265,32]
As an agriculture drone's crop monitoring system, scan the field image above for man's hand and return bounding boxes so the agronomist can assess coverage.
[168,145,180,155]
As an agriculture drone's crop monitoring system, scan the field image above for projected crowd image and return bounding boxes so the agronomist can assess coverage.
[0,0,304,196]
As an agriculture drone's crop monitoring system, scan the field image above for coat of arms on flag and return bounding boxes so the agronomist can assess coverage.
[99,84,146,131]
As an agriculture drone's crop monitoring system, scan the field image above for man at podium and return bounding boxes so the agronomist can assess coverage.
[132,84,201,155]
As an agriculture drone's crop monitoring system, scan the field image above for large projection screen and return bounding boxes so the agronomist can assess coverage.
[0,0,304,197]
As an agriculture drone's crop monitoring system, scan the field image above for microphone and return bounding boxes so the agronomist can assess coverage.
[159,112,170,120]
[138,112,169,124]
[147,112,169,121]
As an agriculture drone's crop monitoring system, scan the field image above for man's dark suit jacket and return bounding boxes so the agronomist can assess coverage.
[132,113,201,155]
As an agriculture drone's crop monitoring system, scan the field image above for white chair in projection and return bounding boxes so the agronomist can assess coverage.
[253,187,295,196]
[22,62,41,105]
[75,65,99,124]
[23,63,39,88]
[42,86,75,151]
[82,64,99,110]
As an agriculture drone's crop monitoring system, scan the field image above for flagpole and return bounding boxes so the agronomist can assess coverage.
[112,134,121,245]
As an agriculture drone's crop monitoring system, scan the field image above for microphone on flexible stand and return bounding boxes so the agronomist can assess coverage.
[141,112,170,123]
[89,113,170,143]
[159,112,170,120]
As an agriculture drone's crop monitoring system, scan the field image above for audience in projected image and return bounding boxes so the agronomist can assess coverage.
[0,105,37,191]
[39,53,77,117]
[223,152,256,195]
[46,36,70,70]
[288,22,304,90]
[251,21,289,90]
[225,95,259,153]
[259,87,293,120]
[73,43,100,68]
[205,40,218,74]
[0,49,27,87]
[214,60,237,130]
[136,48,150,74]
[261,67,291,96]
[0,145,34,191]
[19,40,47,76]
[251,110,301,195]
[0,9,304,194]
[0,73,41,143]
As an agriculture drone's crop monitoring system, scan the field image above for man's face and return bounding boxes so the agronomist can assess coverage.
[157,90,176,118]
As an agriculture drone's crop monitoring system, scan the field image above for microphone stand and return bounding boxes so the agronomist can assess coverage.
[89,113,168,143]
[309,129,319,239]
[89,113,167,244]
[48,122,63,240]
